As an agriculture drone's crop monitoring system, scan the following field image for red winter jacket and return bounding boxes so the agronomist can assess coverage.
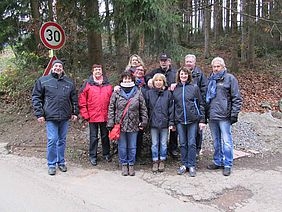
[79,75,112,123]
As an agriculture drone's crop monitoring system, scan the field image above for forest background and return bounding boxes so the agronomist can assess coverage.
[0,0,281,113]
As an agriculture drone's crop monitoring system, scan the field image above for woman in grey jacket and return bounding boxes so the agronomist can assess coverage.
[107,71,148,176]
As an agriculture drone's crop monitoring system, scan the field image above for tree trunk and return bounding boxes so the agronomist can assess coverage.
[30,0,41,51]
[240,0,247,63]
[48,0,53,21]
[105,0,113,54]
[231,0,237,31]
[213,0,219,42]
[204,0,211,58]
[86,0,103,68]
[225,0,230,32]
[247,0,256,68]
[112,0,127,72]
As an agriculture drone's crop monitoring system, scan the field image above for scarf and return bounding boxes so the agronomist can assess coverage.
[120,85,137,100]
[93,75,104,85]
[136,77,145,87]
[206,70,225,103]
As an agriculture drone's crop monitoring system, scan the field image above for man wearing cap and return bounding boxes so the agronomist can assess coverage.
[32,59,79,175]
[145,53,178,158]
[184,54,208,158]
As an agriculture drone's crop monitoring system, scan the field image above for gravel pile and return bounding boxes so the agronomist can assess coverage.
[202,120,264,152]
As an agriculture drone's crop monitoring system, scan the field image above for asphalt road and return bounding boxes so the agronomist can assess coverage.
[0,143,215,212]
[1,142,282,212]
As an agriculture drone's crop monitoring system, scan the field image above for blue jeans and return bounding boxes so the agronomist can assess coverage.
[177,123,197,168]
[118,131,138,165]
[46,120,69,167]
[151,128,168,161]
[89,122,110,159]
[209,120,233,168]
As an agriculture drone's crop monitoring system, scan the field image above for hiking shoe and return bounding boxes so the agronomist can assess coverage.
[170,150,178,158]
[58,164,67,172]
[48,167,56,176]
[90,158,97,166]
[177,165,186,175]
[152,161,158,172]
[104,155,112,162]
[129,165,135,176]
[121,164,128,176]
[158,160,165,172]
[207,164,224,170]
[223,167,231,176]
[189,167,196,177]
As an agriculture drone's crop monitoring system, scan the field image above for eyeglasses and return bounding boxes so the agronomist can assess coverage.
[136,69,144,71]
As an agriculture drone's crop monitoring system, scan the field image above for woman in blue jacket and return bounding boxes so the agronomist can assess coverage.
[145,73,174,172]
[173,67,206,177]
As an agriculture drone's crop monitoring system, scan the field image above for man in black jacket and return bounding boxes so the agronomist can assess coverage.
[32,59,79,175]
[206,57,242,176]
[145,53,178,158]
[184,54,208,158]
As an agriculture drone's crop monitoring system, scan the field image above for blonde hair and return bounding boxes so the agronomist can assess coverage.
[152,73,167,88]
[125,54,145,71]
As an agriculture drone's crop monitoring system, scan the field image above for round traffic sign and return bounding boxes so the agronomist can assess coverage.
[40,22,65,50]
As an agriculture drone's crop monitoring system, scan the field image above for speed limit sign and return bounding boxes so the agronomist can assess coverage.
[40,22,66,50]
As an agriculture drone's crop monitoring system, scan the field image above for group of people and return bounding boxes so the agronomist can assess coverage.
[32,53,242,177]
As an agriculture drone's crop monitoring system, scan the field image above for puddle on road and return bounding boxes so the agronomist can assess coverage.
[210,186,253,211]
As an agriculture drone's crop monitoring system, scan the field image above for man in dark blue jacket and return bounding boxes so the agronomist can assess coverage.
[145,53,178,158]
[206,57,242,176]
[184,54,208,158]
[32,59,79,175]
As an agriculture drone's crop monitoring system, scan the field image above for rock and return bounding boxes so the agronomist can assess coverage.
[279,99,282,112]
[271,111,282,119]
[260,101,272,110]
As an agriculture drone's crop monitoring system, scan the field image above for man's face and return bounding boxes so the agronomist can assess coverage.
[52,63,64,75]
[93,67,103,78]
[160,59,170,69]
[185,57,196,70]
[212,61,224,74]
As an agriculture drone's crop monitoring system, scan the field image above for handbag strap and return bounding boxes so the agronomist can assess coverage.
[119,99,131,124]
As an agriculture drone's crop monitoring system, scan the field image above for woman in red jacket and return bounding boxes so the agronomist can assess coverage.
[79,64,113,166]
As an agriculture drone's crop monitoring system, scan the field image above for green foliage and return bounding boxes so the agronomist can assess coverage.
[0,46,43,104]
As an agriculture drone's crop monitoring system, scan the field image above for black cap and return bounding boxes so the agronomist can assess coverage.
[52,59,63,67]
[159,53,170,60]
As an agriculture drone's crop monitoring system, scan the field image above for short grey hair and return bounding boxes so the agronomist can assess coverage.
[184,54,196,62]
[211,57,226,68]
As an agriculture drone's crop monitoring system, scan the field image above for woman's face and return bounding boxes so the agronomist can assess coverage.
[134,66,145,78]
[92,67,103,78]
[131,56,139,67]
[154,78,164,89]
[122,76,133,83]
[179,70,189,83]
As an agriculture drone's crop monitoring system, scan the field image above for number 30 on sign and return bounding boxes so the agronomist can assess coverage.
[40,22,65,50]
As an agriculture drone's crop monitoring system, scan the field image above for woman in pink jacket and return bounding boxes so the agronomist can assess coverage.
[79,64,113,166]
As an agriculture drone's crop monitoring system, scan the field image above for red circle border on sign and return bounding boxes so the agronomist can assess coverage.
[40,22,65,50]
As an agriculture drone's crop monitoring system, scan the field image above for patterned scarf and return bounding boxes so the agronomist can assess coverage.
[206,70,225,103]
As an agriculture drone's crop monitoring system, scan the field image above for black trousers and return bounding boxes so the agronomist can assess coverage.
[89,122,110,159]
